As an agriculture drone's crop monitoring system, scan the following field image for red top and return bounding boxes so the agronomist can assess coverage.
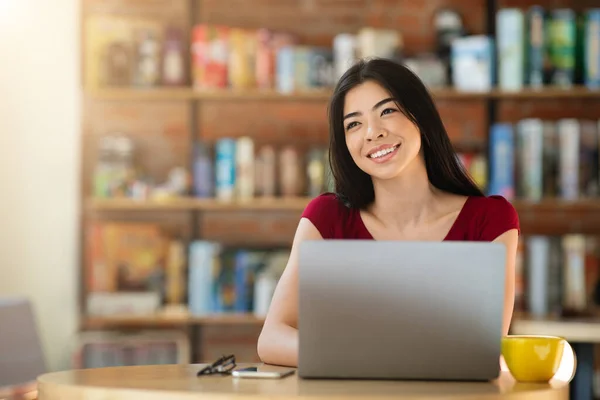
[301,193,520,241]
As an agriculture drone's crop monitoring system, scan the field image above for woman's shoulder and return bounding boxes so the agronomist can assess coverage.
[463,195,520,241]
[300,192,352,238]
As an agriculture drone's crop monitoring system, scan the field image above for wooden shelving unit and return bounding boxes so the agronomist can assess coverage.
[80,1,600,381]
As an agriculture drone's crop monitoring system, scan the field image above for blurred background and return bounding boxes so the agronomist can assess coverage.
[1,0,600,398]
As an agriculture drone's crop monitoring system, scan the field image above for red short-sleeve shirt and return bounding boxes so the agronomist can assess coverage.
[301,193,520,241]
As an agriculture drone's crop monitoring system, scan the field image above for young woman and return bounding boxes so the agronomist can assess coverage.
[256,58,520,367]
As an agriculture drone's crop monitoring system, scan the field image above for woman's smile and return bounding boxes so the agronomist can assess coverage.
[366,143,401,163]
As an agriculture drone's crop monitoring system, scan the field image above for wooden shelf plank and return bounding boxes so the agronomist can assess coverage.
[86,197,201,211]
[81,313,265,330]
[87,197,600,212]
[82,313,600,343]
[491,86,600,99]
[85,86,600,101]
[512,199,600,212]
[510,316,600,343]
[86,197,311,211]
[85,87,196,101]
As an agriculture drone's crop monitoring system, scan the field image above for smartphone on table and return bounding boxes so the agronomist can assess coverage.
[231,365,296,379]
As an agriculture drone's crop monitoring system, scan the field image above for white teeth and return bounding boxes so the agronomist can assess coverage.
[369,145,397,159]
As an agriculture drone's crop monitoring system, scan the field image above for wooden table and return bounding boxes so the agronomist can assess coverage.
[36,363,570,400]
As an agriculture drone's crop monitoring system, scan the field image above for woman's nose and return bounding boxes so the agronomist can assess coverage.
[366,124,387,141]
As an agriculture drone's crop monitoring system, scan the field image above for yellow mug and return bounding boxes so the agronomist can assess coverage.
[501,335,575,383]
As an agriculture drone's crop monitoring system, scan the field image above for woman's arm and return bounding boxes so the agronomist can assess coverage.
[492,229,520,336]
[256,218,323,367]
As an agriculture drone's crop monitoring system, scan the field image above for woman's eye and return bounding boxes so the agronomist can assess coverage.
[381,108,396,116]
[346,121,359,131]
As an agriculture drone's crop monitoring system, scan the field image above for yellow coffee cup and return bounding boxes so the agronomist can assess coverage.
[501,335,574,382]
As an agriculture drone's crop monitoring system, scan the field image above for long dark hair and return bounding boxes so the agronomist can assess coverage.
[328,58,484,209]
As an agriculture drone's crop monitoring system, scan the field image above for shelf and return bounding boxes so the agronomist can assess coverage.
[512,199,600,212]
[87,197,600,213]
[85,86,600,102]
[83,313,600,343]
[490,86,600,99]
[510,315,600,343]
[86,197,312,211]
[81,313,265,330]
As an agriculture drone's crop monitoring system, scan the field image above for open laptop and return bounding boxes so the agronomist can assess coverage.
[297,240,506,381]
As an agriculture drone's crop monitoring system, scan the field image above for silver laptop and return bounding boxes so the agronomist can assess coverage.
[298,240,506,381]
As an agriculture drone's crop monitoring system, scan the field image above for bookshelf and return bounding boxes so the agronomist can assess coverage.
[80,1,600,383]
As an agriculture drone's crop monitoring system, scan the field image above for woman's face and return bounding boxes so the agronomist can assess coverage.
[342,80,423,181]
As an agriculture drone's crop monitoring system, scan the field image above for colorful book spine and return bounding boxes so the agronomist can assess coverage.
[584,9,600,89]
[497,8,525,91]
[562,235,587,312]
[542,121,559,197]
[557,119,580,200]
[526,6,546,88]
[549,9,576,87]
[488,123,515,199]
[527,236,550,317]
[579,120,599,197]
[188,241,215,315]
[517,118,544,201]
[276,46,295,93]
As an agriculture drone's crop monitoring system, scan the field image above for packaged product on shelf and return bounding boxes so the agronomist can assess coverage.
[279,146,303,197]
[191,24,229,89]
[255,145,276,197]
[256,28,275,90]
[450,35,494,92]
[293,46,311,91]
[162,26,186,86]
[276,46,295,93]
[306,148,326,197]
[94,136,117,198]
[215,138,236,200]
[333,33,357,81]
[308,47,335,88]
[229,29,258,90]
[193,142,213,198]
[134,28,161,87]
[356,27,403,61]
[235,136,255,200]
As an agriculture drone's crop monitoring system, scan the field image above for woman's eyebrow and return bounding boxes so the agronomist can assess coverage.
[343,97,397,121]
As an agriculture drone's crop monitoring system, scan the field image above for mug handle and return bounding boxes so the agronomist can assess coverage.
[553,339,577,383]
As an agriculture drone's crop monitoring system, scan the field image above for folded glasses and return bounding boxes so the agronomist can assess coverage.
[197,354,236,376]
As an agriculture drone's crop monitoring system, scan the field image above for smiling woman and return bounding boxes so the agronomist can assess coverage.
[256,58,520,368]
